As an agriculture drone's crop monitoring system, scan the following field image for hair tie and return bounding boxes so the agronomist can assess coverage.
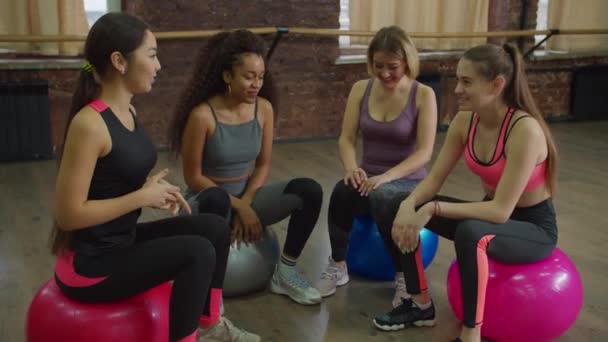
[82,60,95,73]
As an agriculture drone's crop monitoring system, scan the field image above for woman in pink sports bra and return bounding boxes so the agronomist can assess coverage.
[371,43,559,342]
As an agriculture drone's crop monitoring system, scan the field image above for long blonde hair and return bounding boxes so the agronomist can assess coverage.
[367,26,419,79]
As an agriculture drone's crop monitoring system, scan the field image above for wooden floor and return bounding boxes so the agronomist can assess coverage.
[1,121,607,341]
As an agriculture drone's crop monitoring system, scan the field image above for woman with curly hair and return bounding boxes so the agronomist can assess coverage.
[170,29,323,306]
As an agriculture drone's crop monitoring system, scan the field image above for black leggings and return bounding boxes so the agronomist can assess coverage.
[56,188,231,342]
[328,179,418,270]
[377,194,558,328]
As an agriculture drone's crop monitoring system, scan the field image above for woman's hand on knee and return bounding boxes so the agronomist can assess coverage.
[233,204,263,245]
[344,168,367,189]
[231,218,244,247]
[392,202,433,253]
[231,217,263,248]
[358,173,391,196]
[393,222,422,253]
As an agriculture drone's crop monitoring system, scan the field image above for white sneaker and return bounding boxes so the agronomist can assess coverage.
[317,257,349,297]
[269,263,322,305]
[392,272,411,308]
[197,316,260,342]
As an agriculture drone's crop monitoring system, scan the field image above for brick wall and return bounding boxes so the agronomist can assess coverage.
[431,55,608,125]
[1,0,607,150]
[123,0,343,144]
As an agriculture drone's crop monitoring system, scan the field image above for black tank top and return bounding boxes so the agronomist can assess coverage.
[72,99,157,256]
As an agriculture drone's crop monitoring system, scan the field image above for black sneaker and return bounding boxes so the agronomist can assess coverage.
[373,297,436,331]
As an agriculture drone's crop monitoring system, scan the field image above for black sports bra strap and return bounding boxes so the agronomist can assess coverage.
[504,115,531,143]
[207,102,219,122]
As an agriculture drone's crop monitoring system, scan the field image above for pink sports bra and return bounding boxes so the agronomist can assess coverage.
[464,108,547,192]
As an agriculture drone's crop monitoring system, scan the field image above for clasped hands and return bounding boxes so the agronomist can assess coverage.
[231,195,263,248]
[344,167,392,196]
[142,169,191,215]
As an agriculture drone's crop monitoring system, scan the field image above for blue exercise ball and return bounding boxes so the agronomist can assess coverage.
[346,213,439,281]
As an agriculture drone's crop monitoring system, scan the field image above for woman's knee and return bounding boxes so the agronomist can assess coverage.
[203,213,231,241]
[196,187,231,217]
[369,190,410,225]
[204,187,230,205]
[368,179,417,210]
[187,214,231,243]
[285,177,323,206]
[181,236,216,266]
[454,220,487,248]
[329,179,358,204]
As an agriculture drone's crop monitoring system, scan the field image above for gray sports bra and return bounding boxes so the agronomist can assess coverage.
[201,100,262,179]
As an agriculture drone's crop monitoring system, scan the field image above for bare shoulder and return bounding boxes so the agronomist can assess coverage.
[416,82,435,97]
[188,102,215,126]
[351,79,369,96]
[70,106,107,137]
[509,110,545,141]
[451,111,474,128]
[65,106,110,156]
[448,111,474,142]
[256,96,274,120]
[415,83,437,105]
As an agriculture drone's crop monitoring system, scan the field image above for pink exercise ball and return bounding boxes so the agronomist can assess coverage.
[26,279,171,342]
[446,248,582,342]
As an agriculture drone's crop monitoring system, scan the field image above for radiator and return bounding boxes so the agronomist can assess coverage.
[0,80,53,161]
[571,65,608,121]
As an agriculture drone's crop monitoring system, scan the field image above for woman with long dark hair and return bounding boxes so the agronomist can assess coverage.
[51,13,259,342]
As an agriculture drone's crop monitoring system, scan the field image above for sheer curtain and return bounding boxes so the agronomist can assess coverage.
[349,0,489,50]
[0,0,88,56]
[547,0,608,52]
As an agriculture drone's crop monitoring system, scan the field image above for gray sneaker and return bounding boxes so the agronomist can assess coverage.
[317,257,349,297]
[197,317,260,342]
[269,264,322,305]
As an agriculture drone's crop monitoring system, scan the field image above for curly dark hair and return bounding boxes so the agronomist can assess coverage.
[169,29,277,154]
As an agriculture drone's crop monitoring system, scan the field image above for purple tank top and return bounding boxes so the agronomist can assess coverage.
[359,79,427,180]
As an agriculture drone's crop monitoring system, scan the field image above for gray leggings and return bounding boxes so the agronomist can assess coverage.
[189,178,323,258]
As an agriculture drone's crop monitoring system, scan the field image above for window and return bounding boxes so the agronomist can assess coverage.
[339,0,352,47]
[542,0,608,53]
[338,1,489,52]
[84,0,121,27]
[535,0,549,47]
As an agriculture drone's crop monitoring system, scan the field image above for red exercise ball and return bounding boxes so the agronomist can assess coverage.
[26,279,171,342]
